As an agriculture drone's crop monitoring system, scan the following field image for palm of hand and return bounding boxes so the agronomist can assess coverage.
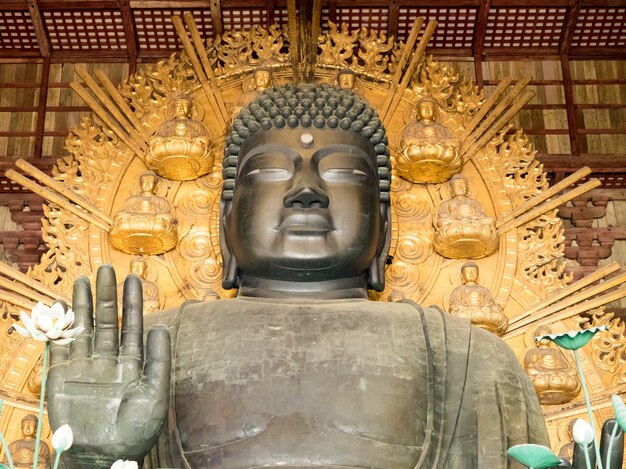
[47,266,171,465]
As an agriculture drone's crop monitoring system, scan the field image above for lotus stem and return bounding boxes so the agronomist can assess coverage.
[583,444,593,469]
[573,349,603,469]
[33,343,49,469]
[0,400,15,469]
[52,449,62,469]
[605,421,619,469]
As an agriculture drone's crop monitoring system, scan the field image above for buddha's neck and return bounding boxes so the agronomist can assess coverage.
[237,275,369,300]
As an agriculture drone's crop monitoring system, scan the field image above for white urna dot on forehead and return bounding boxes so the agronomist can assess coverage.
[300,132,314,149]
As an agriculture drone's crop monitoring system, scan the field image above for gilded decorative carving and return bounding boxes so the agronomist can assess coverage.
[110,171,178,255]
[396,98,462,184]
[232,67,275,116]
[147,95,214,181]
[449,261,508,336]
[524,325,581,405]
[432,174,498,259]
[577,309,626,386]
[2,414,50,468]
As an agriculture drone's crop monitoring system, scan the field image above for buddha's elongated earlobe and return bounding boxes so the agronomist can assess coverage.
[368,203,391,291]
[220,201,240,289]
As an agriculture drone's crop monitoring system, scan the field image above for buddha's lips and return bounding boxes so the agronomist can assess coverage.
[277,212,333,233]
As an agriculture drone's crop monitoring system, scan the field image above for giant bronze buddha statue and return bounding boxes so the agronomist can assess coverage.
[46,84,549,468]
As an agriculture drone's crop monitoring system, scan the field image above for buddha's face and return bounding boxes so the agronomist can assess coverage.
[337,72,356,90]
[254,70,271,89]
[450,177,468,197]
[21,418,36,438]
[461,265,479,284]
[140,174,157,194]
[130,260,147,279]
[174,98,192,119]
[417,100,435,122]
[223,127,385,285]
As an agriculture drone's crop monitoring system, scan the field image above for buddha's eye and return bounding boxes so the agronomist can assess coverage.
[244,167,291,181]
[322,168,369,182]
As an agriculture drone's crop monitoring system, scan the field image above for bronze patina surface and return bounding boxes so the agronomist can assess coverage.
[47,85,549,468]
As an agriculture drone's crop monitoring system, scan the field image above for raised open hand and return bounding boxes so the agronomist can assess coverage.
[47,265,171,468]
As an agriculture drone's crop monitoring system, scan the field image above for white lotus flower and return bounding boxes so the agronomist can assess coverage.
[13,302,83,345]
[111,460,138,469]
[51,424,73,452]
[572,418,595,446]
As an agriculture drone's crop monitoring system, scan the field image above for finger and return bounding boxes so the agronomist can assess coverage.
[94,265,119,357]
[49,342,69,365]
[142,326,171,396]
[573,442,596,469]
[49,300,70,364]
[67,276,94,361]
[120,274,144,362]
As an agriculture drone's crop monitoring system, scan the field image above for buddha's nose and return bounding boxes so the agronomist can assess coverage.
[283,179,329,209]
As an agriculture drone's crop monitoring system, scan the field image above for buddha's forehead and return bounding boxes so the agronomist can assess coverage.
[239,127,376,160]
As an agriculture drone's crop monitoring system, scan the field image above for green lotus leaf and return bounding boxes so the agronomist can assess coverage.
[507,444,561,469]
[612,394,626,432]
[535,325,608,351]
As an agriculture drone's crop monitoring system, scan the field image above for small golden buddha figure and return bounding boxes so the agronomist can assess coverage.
[3,414,50,468]
[117,257,164,319]
[448,262,508,336]
[336,68,359,91]
[233,67,274,115]
[524,326,581,405]
[147,95,213,181]
[109,171,178,255]
[396,98,462,184]
[432,174,498,259]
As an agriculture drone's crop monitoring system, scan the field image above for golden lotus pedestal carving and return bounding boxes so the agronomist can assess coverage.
[524,326,582,405]
[433,174,498,259]
[396,98,462,184]
[147,96,213,181]
[109,171,178,255]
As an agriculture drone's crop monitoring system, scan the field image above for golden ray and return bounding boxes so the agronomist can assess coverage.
[75,67,147,151]
[93,69,150,141]
[497,167,592,229]
[460,75,532,157]
[183,13,229,124]
[510,261,621,325]
[171,15,228,131]
[69,81,147,163]
[498,179,601,235]
[16,159,113,226]
[287,0,299,83]
[382,20,437,126]
[460,77,512,141]
[380,17,423,120]
[509,270,626,333]
[504,286,626,340]
[5,169,111,232]
[0,261,70,304]
[0,289,36,311]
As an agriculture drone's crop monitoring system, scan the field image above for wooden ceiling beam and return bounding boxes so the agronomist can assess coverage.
[387,0,399,40]
[26,0,50,57]
[472,0,489,87]
[490,0,570,5]
[119,0,138,74]
[37,0,118,9]
[537,154,626,171]
[558,0,580,55]
[210,0,224,37]
[129,0,211,7]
